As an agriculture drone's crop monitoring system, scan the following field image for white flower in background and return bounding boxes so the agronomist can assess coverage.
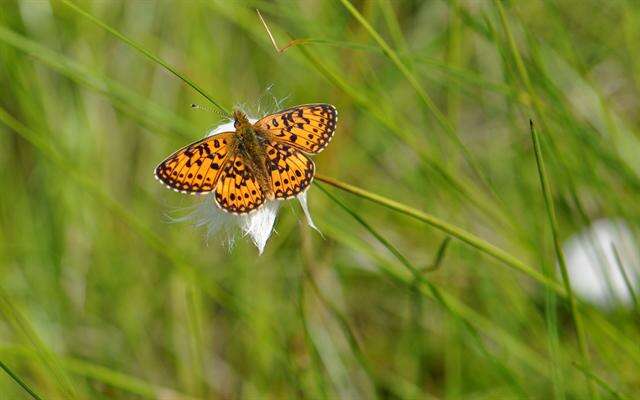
[562,218,640,310]
[173,119,319,254]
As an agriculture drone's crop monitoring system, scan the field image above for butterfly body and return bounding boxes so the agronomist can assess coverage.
[155,104,337,214]
[231,110,273,199]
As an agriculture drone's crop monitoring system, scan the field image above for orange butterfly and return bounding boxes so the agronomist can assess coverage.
[155,104,338,214]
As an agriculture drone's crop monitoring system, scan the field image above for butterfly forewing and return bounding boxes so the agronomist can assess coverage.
[214,154,266,213]
[255,104,337,154]
[155,132,234,193]
[266,140,315,199]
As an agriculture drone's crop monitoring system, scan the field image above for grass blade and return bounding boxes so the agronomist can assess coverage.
[530,120,596,399]
[572,362,630,400]
[315,175,564,295]
[0,359,44,400]
[610,243,639,313]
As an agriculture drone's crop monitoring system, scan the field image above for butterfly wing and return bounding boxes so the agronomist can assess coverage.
[255,104,337,154]
[265,140,315,199]
[155,132,234,193]
[214,154,266,214]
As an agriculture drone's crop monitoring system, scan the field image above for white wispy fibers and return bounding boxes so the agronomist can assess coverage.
[177,196,281,254]
[172,114,320,254]
[562,218,639,310]
[297,190,319,233]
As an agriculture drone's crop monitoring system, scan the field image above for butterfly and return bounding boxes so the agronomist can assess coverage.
[154,104,338,214]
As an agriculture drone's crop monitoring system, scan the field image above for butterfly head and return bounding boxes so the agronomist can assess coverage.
[233,110,251,130]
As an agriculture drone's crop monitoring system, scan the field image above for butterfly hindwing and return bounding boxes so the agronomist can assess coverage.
[255,104,337,154]
[214,154,266,214]
[155,132,234,193]
[266,140,315,199]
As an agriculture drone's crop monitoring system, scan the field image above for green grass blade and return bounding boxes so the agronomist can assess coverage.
[572,362,630,400]
[610,243,639,313]
[529,120,596,399]
[315,175,564,295]
[0,359,44,400]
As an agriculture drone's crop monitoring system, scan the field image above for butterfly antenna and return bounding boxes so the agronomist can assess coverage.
[191,103,229,119]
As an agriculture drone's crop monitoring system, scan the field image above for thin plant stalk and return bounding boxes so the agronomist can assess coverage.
[611,243,639,312]
[572,363,629,400]
[530,121,595,399]
[0,359,44,400]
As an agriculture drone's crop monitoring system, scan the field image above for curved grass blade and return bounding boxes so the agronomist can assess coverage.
[315,175,564,295]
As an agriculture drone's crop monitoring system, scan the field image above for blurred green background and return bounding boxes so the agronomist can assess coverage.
[1,0,640,398]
